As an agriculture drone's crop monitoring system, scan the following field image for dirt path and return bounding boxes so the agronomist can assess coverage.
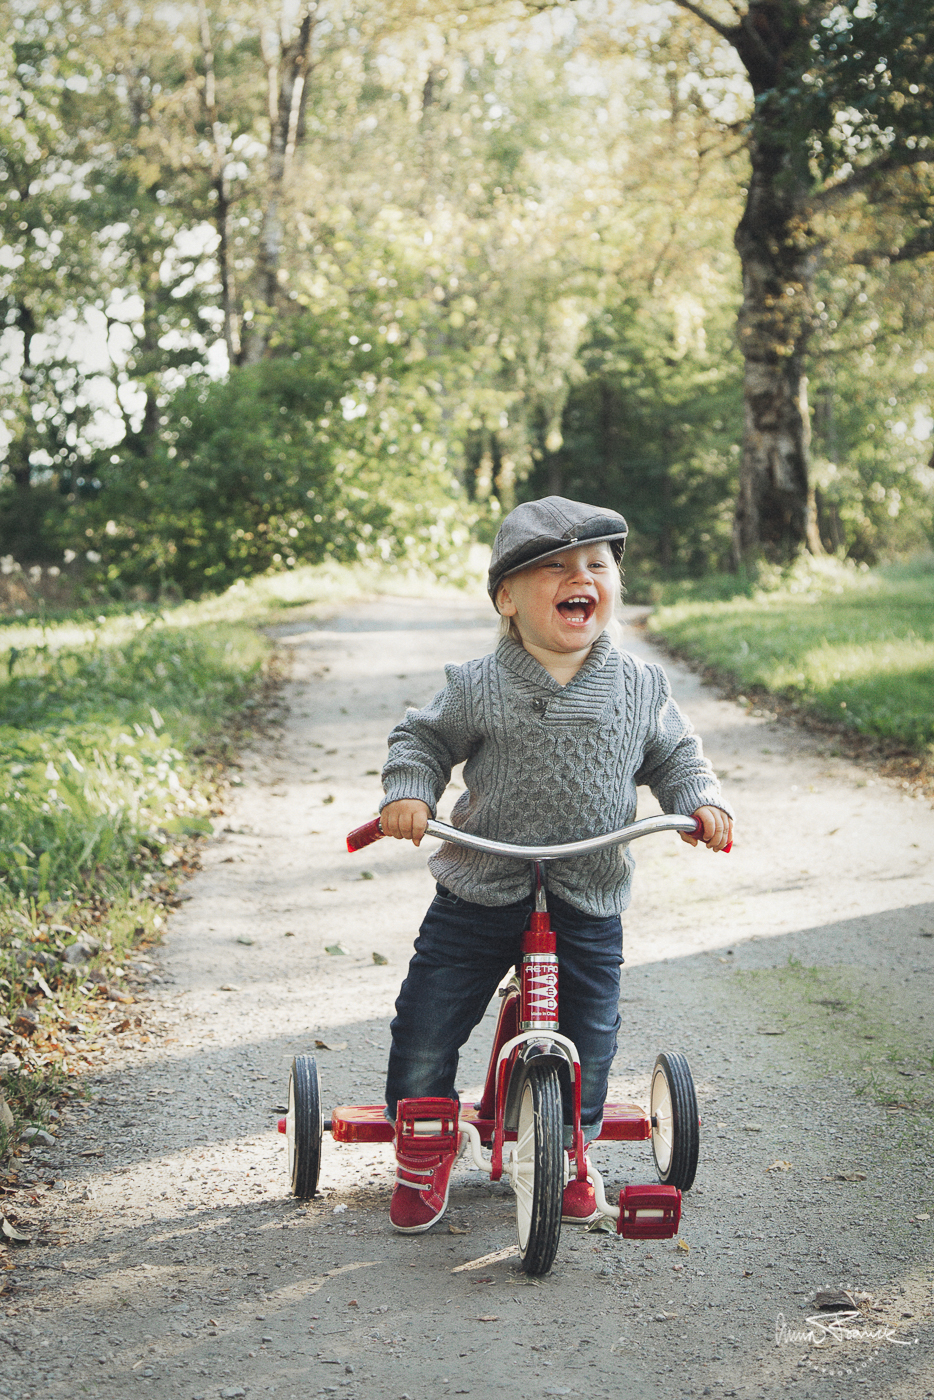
[4,596,933,1400]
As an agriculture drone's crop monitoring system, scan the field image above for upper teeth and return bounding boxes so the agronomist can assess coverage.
[565,597,589,605]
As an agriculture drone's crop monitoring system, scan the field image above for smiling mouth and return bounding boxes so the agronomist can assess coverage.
[557,596,596,623]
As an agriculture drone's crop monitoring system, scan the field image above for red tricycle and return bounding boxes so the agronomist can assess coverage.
[279,812,706,1275]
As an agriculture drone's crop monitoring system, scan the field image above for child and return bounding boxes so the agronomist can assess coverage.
[379,496,733,1232]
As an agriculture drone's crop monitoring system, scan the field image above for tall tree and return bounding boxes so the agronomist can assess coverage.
[671,0,933,563]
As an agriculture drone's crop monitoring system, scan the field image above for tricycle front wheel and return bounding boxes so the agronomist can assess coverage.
[513,1062,563,1275]
[287,1054,323,1199]
[650,1051,699,1191]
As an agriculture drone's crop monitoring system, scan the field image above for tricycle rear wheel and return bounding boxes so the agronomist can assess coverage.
[287,1054,323,1199]
[513,1062,563,1275]
[650,1051,699,1191]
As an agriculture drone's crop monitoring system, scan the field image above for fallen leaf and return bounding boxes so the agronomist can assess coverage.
[314,1040,348,1052]
[1,1218,31,1244]
[676,1238,690,1253]
[79,1148,104,1158]
[372,952,388,965]
[448,1224,468,1235]
[477,1315,499,1323]
[219,984,240,993]
[765,1160,793,1173]
[834,1171,867,1182]
[815,1289,871,1311]
[236,937,254,946]
[324,944,348,956]
[916,1212,930,1221]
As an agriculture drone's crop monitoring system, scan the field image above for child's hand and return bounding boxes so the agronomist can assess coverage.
[681,805,733,852]
[380,798,431,847]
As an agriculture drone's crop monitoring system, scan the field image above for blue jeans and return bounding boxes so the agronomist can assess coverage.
[386,884,623,1142]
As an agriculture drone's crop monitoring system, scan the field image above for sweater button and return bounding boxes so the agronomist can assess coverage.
[532,698,547,713]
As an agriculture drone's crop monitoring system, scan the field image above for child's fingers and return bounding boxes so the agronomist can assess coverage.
[686,806,733,852]
[381,799,430,845]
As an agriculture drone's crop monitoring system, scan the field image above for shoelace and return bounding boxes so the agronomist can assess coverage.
[395,1162,436,1192]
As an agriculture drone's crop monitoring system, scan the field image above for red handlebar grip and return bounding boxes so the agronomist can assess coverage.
[346,818,384,853]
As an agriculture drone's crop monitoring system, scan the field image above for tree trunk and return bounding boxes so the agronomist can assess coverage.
[198,0,241,366]
[243,4,315,364]
[727,3,825,565]
[10,302,36,489]
[731,129,821,563]
[676,0,826,565]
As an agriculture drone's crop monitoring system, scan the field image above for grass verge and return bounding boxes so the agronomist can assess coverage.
[647,554,934,771]
[0,599,271,1171]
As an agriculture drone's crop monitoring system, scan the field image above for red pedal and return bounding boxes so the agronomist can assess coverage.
[617,1183,682,1239]
[395,1097,460,1157]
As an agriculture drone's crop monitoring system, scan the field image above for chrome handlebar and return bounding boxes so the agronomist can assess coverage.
[347,812,702,860]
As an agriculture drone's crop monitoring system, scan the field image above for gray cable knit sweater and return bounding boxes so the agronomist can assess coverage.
[380,633,732,917]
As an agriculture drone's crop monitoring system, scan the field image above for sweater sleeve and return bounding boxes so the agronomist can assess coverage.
[634,663,734,820]
[380,663,476,816]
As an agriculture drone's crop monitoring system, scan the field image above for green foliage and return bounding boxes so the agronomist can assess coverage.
[807,263,934,562]
[0,482,72,562]
[527,295,743,578]
[71,338,474,595]
[0,613,266,902]
[1,0,932,593]
[787,0,933,181]
[649,555,934,749]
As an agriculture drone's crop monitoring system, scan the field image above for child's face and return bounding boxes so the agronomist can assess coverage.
[496,542,617,656]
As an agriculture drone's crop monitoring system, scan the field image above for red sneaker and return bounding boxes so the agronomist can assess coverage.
[390,1098,460,1234]
[562,1170,600,1225]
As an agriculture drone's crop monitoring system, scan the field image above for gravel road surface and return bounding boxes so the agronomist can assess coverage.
[3,595,932,1400]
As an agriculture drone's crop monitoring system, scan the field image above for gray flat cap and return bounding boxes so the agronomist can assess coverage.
[488,495,628,605]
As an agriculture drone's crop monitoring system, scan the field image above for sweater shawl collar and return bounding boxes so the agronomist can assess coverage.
[493,632,619,725]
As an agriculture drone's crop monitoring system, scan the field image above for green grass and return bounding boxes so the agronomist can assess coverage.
[648,554,934,751]
[0,617,268,906]
[0,589,274,1146]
